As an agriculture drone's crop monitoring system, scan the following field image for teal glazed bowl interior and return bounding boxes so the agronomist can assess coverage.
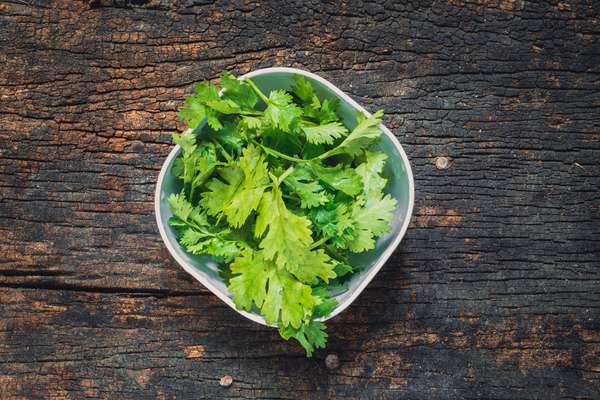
[155,67,415,326]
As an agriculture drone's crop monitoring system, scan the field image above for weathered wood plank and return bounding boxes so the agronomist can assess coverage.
[0,0,599,398]
[0,287,599,399]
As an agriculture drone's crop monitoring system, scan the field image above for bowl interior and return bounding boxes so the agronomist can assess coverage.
[155,68,413,324]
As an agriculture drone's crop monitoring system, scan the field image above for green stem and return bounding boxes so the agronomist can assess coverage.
[301,118,317,127]
[254,140,309,163]
[309,236,330,250]
[212,140,233,163]
[240,110,263,116]
[278,165,295,183]
[185,216,214,237]
[282,194,301,203]
[184,181,192,200]
[324,244,346,263]
[313,148,336,161]
[245,78,270,104]
[189,184,198,205]
[187,219,233,242]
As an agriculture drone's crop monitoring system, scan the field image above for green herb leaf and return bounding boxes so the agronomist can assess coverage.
[172,132,217,200]
[313,287,338,318]
[346,151,397,252]
[264,90,303,132]
[178,81,223,129]
[283,165,329,209]
[310,163,362,197]
[318,110,383,159]
[228,249,270,311]
[331,259,353,278]
[347,194,396,252]
[355,151,389,196]
[229,250,314,328]
[168,193,243,262]
[279,320,328,357]
[201,144,269,228]
[179,227,242,261]
[220,71,259,110]
[302,122,348,145]
[309,201,355,249]
[214,121,245,156]
[318,98,340,123]
[255,182,314,268]
[292,75,315,104]
[286,248,336,285]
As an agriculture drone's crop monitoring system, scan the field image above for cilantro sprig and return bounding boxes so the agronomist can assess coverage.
[169,71,397,357]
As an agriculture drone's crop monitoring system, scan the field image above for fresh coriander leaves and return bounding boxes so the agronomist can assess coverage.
[229,250,314,329]
[200,144,269,228]
[169,71,396,357]
[283,165,329,209]
[264,90,303,133]
[302,122,348,145]
[279,320,328,357]
[318,110,384,159]
[168,193,244,262]
[255,181,314,269]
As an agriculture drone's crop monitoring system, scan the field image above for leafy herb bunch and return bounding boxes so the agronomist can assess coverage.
[168,71,397,356]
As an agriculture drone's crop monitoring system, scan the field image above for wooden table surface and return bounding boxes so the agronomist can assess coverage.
[1,1,599,399]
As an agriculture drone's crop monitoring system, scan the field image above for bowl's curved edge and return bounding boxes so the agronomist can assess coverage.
[154,66,415,327]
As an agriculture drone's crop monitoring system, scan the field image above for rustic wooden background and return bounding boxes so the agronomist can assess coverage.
[1,0,599,399]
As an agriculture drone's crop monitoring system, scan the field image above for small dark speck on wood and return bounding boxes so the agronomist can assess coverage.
[219,375,233,388]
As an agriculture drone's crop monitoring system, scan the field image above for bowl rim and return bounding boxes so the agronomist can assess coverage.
[154,66,415,326]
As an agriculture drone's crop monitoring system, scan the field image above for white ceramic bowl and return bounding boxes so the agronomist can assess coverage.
[155,67,415,326]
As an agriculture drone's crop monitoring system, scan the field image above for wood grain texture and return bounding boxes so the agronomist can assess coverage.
[1,0,599,398]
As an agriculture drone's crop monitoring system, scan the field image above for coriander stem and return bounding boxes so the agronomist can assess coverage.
[282,194,301,203]
[278,165,295,183]
[184,216,214,237]
[254,140,309,163]
[245,78,270,104]
[324,244,345,261]
[188,221,231,242]
[309,236,330,250]
[240,110,263,116]
[301,118,317,127]
[213,140,233,163]
[313,148,336,161]
[189,184,198,205]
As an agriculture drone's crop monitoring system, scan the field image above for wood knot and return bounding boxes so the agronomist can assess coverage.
[435,156,451,170]
[219,375,233,388]
[325,354,340,370]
